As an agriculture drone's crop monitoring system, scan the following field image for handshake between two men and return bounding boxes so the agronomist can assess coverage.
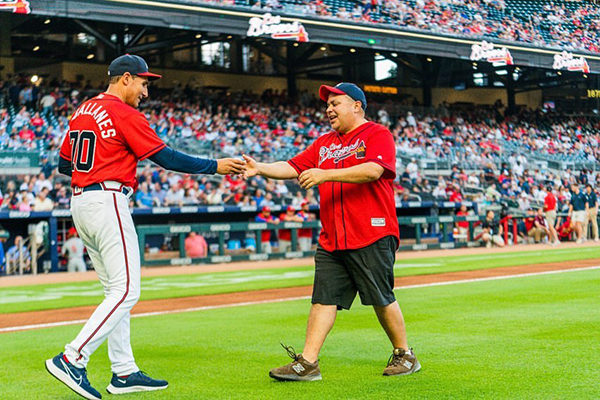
[215,154,330,190]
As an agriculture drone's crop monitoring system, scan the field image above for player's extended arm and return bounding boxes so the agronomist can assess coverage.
[242,154,298,180]
[58,156,72,177]
[149,147,244,175]
[298,162,384,189]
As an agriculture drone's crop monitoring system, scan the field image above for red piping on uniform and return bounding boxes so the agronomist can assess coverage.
[76,193,130,360]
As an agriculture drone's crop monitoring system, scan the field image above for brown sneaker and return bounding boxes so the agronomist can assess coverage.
[383,348,421,376]
[269,344,322,381]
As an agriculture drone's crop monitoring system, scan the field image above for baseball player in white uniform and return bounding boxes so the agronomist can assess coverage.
[61,228,86,273]
[45,55,244,400]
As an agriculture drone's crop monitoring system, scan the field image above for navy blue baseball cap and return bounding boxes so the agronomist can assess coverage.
[108,54,162,81]
[319,82,367,110]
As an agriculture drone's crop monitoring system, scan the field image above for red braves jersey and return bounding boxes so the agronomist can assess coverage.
[288,121,399,252]
[297,211,313,238]
[60,93,166,190]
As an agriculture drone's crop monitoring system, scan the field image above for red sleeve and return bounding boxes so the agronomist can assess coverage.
[365,127,396,179]
[59,131,72,161]
[287,139,320,174]
[120,112,166,160]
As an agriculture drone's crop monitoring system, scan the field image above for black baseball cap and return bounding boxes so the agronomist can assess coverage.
[108,54,162,81]
[319,82,367,110]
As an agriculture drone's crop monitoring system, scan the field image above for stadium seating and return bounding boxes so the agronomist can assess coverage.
[227,0,600,54]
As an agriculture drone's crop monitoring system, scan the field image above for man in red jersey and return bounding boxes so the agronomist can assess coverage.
[278,205,304,253]
[543,186,560,245]
[297,200,315,251]
[45,54,244,400]
[244,82,420,381]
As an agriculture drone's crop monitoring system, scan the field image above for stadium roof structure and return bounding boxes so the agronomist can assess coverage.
[1,0,598,111]
[16,0,600,71]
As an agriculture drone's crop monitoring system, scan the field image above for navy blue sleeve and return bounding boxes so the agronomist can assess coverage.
[58,156,72,177]
[148,146,218,175]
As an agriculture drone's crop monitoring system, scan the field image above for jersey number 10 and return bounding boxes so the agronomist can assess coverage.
[69,130,96,172]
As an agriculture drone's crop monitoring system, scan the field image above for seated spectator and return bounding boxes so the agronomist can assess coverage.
[481,210,504,248]
[136,182,154,208]
[33,187,54,211]
[255,206,279,254]
[556,215,574,242]
[185,231,208,258]
[528,208,549,243]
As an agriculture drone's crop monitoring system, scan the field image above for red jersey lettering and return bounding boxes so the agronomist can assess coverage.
[60,93,166,190]
[288,121,399,251]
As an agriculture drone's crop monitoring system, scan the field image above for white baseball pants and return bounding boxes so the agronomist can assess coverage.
[64,188,140,376]
[67,258,87,273]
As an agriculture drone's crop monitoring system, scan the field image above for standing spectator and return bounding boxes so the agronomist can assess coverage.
[278,206,304,253]
[569,183,588,244]
[255,206,279,254]
[40,155,54,178]
[455,204,470,240]
[61,228,86,273]
[184,231,208,258]
[481,210,504,248]
[40,91,56,117]
[583,184,598,242]
[544,187,559,245]
[297,200,315,251]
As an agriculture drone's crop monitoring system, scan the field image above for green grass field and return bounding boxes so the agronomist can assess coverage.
[2,246,600,314]
[1,267,599,399]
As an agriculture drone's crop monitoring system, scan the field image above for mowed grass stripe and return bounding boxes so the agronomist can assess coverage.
[0,268,598,399]
[1,246,599,314]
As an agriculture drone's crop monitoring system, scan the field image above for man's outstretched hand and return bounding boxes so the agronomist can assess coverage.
[216,158,246,175]
[242,154,259,179]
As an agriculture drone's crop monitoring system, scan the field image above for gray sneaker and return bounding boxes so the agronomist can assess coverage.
[269,344,322,381]
[383,348,421,376]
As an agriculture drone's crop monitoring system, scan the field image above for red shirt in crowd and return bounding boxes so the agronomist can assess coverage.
[255,212,278,243]
[288,121,399,251]
[456,210,469,229]
[544,192,556,212]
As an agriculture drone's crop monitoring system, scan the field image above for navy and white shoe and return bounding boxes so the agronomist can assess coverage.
[45,353,102,400]
[106,371,168,394]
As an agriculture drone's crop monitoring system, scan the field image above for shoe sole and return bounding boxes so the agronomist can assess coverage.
[45,358,101,400]
[383,361,422,376]
[269,371,322,381]
[106,383,169,394]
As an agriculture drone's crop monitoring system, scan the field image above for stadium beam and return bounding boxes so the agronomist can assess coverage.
[295,43,323,66]
[126,27,148,49]
[246,40,287,68]
[286,42,298,98]
[127,33,198,53]
[73,19,117,51]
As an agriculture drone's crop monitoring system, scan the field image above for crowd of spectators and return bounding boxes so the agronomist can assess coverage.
[231,0,600,54]
[1,76,599,217]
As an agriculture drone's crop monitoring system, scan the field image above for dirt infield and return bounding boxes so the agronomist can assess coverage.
[1,242,596,288]
[2,257,599,333]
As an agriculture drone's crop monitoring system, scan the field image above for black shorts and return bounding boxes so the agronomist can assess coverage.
[312,235,398,310]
